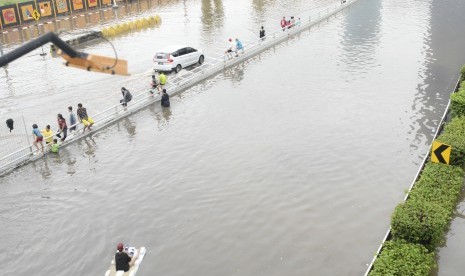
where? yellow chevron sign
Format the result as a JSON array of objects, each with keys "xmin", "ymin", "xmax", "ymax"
[{"xmin": 431, "ymin": 141, "xmax": 451, "ymax": 165}]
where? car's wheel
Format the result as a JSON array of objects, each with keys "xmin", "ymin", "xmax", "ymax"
[
  {"xmin": 198, "ymin": 55, "xmax": 205, "ymax": 65},
  {"xmin": 175, "ymin": 64, "xmax": 182, "ymax": 73}
]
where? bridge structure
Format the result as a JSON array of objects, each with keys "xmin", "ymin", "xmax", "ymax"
[{"xmin": 0, "ymin": 0, "xmax": 360, "ymax": 176}]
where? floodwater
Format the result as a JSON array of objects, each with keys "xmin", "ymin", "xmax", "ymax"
[{"xmin": 1, "ymin": 0, "xmax": 465, "ymax": 275}]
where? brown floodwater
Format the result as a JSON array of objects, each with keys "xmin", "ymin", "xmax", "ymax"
[{"xmin": 1, "ymin": 0, "xmax": 465, "ymax": 275}]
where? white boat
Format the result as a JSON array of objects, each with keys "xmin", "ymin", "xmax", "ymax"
[{"xmin": 105, "ymin": 247, "xmax": 147, "ymax": 276}]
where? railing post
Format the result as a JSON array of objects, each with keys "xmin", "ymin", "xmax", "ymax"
[{"xmin": 22, "ymin": 115, "xmax": 32, "ymax": 154}]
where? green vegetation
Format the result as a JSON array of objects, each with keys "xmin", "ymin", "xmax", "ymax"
[
  {"xmin": 436, "ymin": 116, "xmax": 465, "ymax": 167},
  {"xmin": 392, "ymin": 197, "xmax": 450, "ymax": 250},
  {"xmin": 450, "ymin": 82, "xmax": 465, "ymax": 118},
  {"xmin": 409, "ymin": 163, "xmax": 464, "ymax": 210},
  {"xmin": 369, "ymin": 240, "xmax": 434, "ymax": 276},
  {"xmin": 368, "ymin": 66, "xmax": 465, "ymax": 275}
]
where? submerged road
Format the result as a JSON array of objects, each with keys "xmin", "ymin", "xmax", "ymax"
[{"xmin": 1, "ymin": 0, "xmax": 465, "ymax": 275}]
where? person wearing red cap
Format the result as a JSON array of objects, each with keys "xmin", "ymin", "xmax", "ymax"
[
  {"xmin": 115, "ymin": 242, "xmax": 131, "ymax": 272},
  {"xmin": 224, "ymin": 38, "xmax": 236, "ymax": 60}
]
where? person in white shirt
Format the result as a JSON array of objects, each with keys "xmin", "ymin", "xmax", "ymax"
[{"xmin": 224, "ymin": 38, "xmax": 236, "ymax": 59}]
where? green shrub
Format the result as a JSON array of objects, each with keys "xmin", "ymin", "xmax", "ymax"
[
  {"xmin": 450, "ymin": 85, "xmax": 465, "ymax": 117},
  {"xmin": 408, "ymin": 162, "xmax": 464, "ymax": 210},
  {"xmin": 369, "ymin": 240, "xmax": 434, "ymax": 276},
  {"xmin": 436, "ymin": 116, "xmax": 465, "ymax": 167},
  {"xmin": 391, "ymin": 199, "xmax": 450, "ymax": 250}
]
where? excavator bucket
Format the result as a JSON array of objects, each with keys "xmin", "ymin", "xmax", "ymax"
[{"xmin": 58, "ymin": 50, "xmax": 129, "ymax": 76}]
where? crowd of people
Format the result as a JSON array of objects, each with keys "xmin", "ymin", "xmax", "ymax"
[
  {"xmin": 27, "ymin": 15, "xmax": 314, "ymax": 156},
  {"xmin": 223, "ymin": 16, "xmax": 304, "ymax": 59},
  {"xmin": 31, "ymin": 104, "xmax": 93, "ymax": 154},
  {"xmin": 30, "ymin": 72, "xmax": 171, "ymax": 155},
  {"xmin": 280, "ymin": 16, "xmax": 301, "ymax": 30},
  {"xmin": 224, "ymin": 38, "xmax": 245, "ymax": 59}
]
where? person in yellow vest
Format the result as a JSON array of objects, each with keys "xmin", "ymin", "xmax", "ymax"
[
  {"xmin": 51, "ymin": 139, "xmax": 60, "ymax": 153},
  {"xmin": 159, "ymin": 72, "xmax": 167, "ymax": 90},
  {"xmin": 41, "ymin": 125, "xmax": 54, "ymax": 145}
]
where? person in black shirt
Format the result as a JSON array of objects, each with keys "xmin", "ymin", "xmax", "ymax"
[
  {"xmin": 259, "ymin": 26, "xmax": 265, "ymax": 40},
  {"xmin": 120, "ymin": 87, "xmax": 133, "ymax": 108},
  {"xmin": 115, "ymin": 243, "xmax": 131, "ymax": 272},
  {"xmin": 161, "ymin": 89, "xmax": 170, "ymax": 107}
]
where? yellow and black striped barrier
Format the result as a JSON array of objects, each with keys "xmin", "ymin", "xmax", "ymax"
[
  {"xmin": 100, "ymin": 15, "xmax": 161, "ymax": 37},
  {"xmin": 50, "ymin": 15, "xmax": 161, "ymax": 53}
]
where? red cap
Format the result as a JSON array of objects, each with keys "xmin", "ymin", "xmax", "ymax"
[
  {"xmin": 229, "ymin": 38, "xmax": 232, "ymax": 42},
  {"xmin": 117, "ymin": 243, "xmax": 124, "ymax": 250}
]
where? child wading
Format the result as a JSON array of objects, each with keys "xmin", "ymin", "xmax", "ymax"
[
  {"xmin": 51, "ymin": 139, "xmax": 60, "ymax": 153},
  {"xmin": 32, "ymin": 124, "xmax": 44, "ymax": 153}
]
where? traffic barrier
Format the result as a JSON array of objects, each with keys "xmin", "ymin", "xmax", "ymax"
[
  {"xmin": 100, "ymin": 15, "xmax": 160, "ymax": 37},
  {"xmin": 50, "ymin": 14, "xmax": 160, "ymax": 52}
]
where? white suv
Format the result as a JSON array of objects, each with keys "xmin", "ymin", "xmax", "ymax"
[{"xmin": 153, "ymin": 45, "xmax": 205, "ymax": 73}]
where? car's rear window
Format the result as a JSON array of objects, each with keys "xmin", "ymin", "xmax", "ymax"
[{"xmin": 155, "ymin": 53, "xmax": 169, "ymax": 59}]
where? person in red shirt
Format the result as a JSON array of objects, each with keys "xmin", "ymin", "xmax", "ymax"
[
  {"xmin": 280, "ymin": 16, "xmax": 287, "ymax": 31},
  {"xmin": 56, "ymin": 114, "xmax": 68, "ymax": 142}
]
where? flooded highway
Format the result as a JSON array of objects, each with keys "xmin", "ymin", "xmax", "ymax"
[{"xmin": 1, "ymin": 0, "xmax": 465, "ymax": 275}]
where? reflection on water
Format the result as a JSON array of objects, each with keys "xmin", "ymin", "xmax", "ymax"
[
  {"xmin": 152, "ymin": 105, "xmax": 172, "ymax": 130},
  {"xmin": 2, "ymin": 0, "xmax": 465, "ymax": 275},
  {"xmin": 59, "ymin": 147, "xmax": 77, "ymax": 175},
  {"xmin": 32, "ymin": 156, "xmax": 52, "ymax": 179},
  {"xmin": 223, "ymin": 62, "xmax": 246, "ymax": 84},
  {"xmin": 119, "ymin": 117, "xmax": 137, "ymax": 137},
  {"xmin": 339, "ymin": 0, "xmax": 382, "ymax": 77},
  {"xmin": 81, "ymin": 136, "xmax": 97, "ymax": 157},
  {"xmin": 1, "ymin": 67, "xmax": 14, "ymax": 99},
  {"xmin": 201, "ymin": 0, "xmax": 224, "ymax": 36}
]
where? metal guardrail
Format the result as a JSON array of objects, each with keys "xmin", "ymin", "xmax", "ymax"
[
  {"xmin": 362, "ymin": 77, "xmax": 461, "ymax": 276},
  {"xmin": 0, "ymin": 0, "xmax": 360, "ymax": 176}
]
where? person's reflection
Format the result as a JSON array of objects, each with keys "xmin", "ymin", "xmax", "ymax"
[
  {"xmin": 162, "ymin": 107, "xmax": 172, "ymax": 121},
  {"xmin": 2, "ymin": 66, "xmax": 14, "ymax": 95},
  {"xmin": 83, "ymin": 136, "xmax": 97, "ymax": 157},
  {"xmin": 113, "ymin": 7, "xmax": 119, "ymax": 20},
  {"xmin": 32, "ymin": 157, "xmax": 52, "ymax": 179},
  {"xmin": 183, "ymin": 0, "xmax": 190, "ymax": 24},
  {"xmin": 59, "ymin": 147, "xmax": 77, "ymax": 175},
  {"xmin": 153, "ymin": 107, "xmax": 172, "ymax": 130},
  {"xmin": 122, "ymin": 118, "xmax": 136, "ymax": 137}
]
